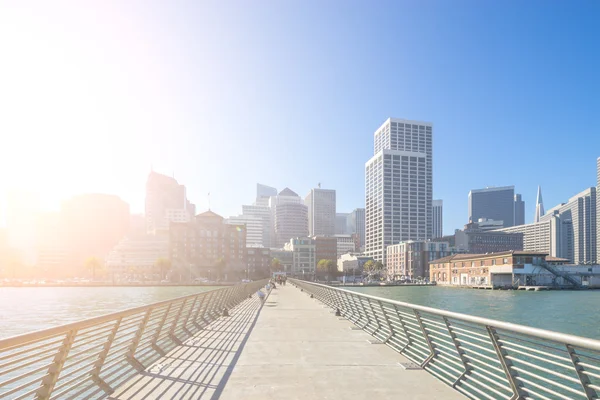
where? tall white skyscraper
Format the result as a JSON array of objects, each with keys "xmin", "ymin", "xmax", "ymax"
[
  {"xmin": 534, "ymin": 186, "xmax": 545, "ymax": 223},
  {"xmin": 432, "ymin": 199, "xmax": 443, "ymax": 238},
  {"xmin": 305, "ymin": 188, "xmax": 336, "ymax": 236},
  {"xmin": 365, "ymin": 118, "xmax": 433, "ymax": 261},
  {"xmin": 270, "ymin": 188, "xmax": 308, "ymax": 247}
]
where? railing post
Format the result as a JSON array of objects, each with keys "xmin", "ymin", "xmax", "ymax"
[
  {"xmin": 442, "ymin": 317, "xmax": 470, "ymax": 388},
  {"xmin": 486, "ymin": 326, "xmax": 524, "ymax": 400},
  {"xmin": 151, "ymin": 303, "xmax": 172, "ymax": 355},
  {"xmin": 378, "ymin": 301, "xmax": 394, "ymax": 343},
  {"xmin": 126, "ymin": 308, "xmax": 152, "ymax": 371},
  {"xmin": 168, "ymin": 299, "xmax": 186, "ymax": 345},
  {"xmin": 566, "ymin": 344, "xmax": 598, "ymax": 400},
  {"xmin": 91, "ymin": 318, "xmax": 122, "ymax": 395},
  {"xmin": 367, "ymin": 298, "xmax": 382, "ymax": 335},
  {"xmin": 393, "ymin": 304, "xmax": 412, "ymax": 352},
  {"xmin": 35, "ymin": 329, "xmax": 77, "ymax": 400},
  {"xmin": 182, "ymin": 296, "xmax": 198, "ymax": 333},
  {"xmin": 414, "ymin": 310, "xmax": 436, "ymax": 367}
]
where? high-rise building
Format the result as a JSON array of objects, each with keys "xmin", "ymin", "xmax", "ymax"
[
  {"xmin": 305, "ymin": 188, "xmax": 336, "ymax": 237},
  {"xmin": 284, "ymin": 237, "xmax": 316, "ymax": 277},
  {"xmin": 387, "ymin": 240, "xmax": 450, "ymax": 280},
  {"xmin": 256, "ymin": 183, "xmax": 277, "ymax": 206},
  {"xmin": 145, "ymin": 171, "xmax": 194, "ymax": 235},
  {"xmin": 432, "ymin": 200, "xmax": 443, "ymax": 238},
  {"xmin": 534, "ymin": 186, "xmax": 545, "ymax": 223},
  {"xmin": 468, "ymin": 186, "xmax": 515, "ymax": 228},
  {"xmin": 597, "ymin": 158, "xmax": 600, "ymax": 266},
  {"xmin": 539, "ymin": 187, "xmax": 596, "ymax": 264},
  {"xmin": 313, "ymin": 236, "xmax": 337, "ymax": 263},
  {"xmin": 271, "ymin": 188, "xmax": 308, "ymax": 247},
  {"xmin": 228, "ymin": 204, "xmax": 272, "ymax": 248},
  {"xmin": 365, "ymin": 118, "xmax": 433, "ymax": 261},
  {"xmin": 335, "ymin": 213, "xmax": 350, "ymax": 234},
  {"xmin": 347, "ymin": 208, "xmax": 365, "ymax": 248},
  {"xmin": 514, "ymin": 194, "xmax": 525, "ymax": 226}
]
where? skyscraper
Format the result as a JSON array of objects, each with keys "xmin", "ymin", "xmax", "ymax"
[
  {"xmin": 468, "ymin": 186, "xmax": 515, "ymax": 228},
  {"xmin": 305, "ymin": 188, "xmax": 336, "ymax": 236},
  {"xmin": 597, "ymin": 158, "xmax": 600, "ymax": 265},
  {"xmin": 335, "ymin": 213, "xmax": 350, "ymax": 234},
  {"xmin": 347, "ymin": 208, "xmax": 365, "ymax": 248},
  {"xmin": 514, "ymin": 194, "xmax": 525, "ymax": 226},
  {"xmin": 256, "ymin": 183, "xmax": 277, "ymax": 206},
  {"xmin": 271, "ymin": 188, "xmax": 308, "ymax": 247},
  {"xmin": 365, "ymin": 118, "xmax": 433, "ymax": 261},
  {"xmin": 145, "ymin": 171, "xmax": 194, "ymax": 235},
  {"xmin": 534, "ymin": 186, "xmax": 545, "ymax": 223},
  {"xmin": 432, "ymin": 200, "xmax": 443, "ymax": 238}
]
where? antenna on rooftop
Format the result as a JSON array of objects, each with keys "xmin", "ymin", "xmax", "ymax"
[{"xmin": 318, "ymin": 182, "xmax": 321, "ymax": 189}]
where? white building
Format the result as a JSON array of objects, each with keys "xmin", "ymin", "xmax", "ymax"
[
  {"xmin": 305, "ymin": 188, "xmax": 336, "ymax": 236},
  {"xmin": 270, "ymin": 188, "xmax": 308, "ymax": 247},
  {"xmin": 432, "ymin": 199, "xmax": 443, "ymax": 238},
  {"xmin": 365, "ymin": 118, "xmax": 433, "ymax": 261},
  {"xmin": 145, "ymin": 171, "xmax": 194, "ymax": 235},
  {"xmin": 284, "ymin": 237, "xmax": 316, "ymax": 277},
  {"xmin": 335, "ymin": 234, "xmax": 356, "ymax": 256},
  {"xmin": 337, "ymin": 253, "xmax": 374, "ymax": 277}
]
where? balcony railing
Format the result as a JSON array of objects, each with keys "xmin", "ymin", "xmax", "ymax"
[
  {"xmin": 291, "ymin": 279, "xmax": 600, "ymax": 400},
  {"xmin": 0, "ymin": 280, "xmax": 267, "ymax": 400}
]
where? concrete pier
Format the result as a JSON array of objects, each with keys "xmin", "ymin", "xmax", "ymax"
[{"xmin": 110, "ymin": 285, "xmax": 464, "ymax": 399}]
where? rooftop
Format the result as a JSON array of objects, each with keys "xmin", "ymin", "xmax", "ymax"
[{"xmin": 429, "ymin": 250, "xmax": 550, "ymax": 264}]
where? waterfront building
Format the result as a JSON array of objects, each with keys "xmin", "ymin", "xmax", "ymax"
[
  {"xmin": 429, "ymin": 251, "xmax": 560, "ymax": 287},
  {"xmin": 335, "ymin": 234, "xmax": 357, "ymax": 256},
  {"xmin": 386, "ymin": 240, "xmax": 450, "ymax": 280},
  {"xmin": 336, "ymin": 213, "xmax": 350, "ymax": 234},
  {"xmin": 468, "ymin": 186, "xmax": 515, "ymax": 228},
  {"xmin": 337, "ymin": 253, "xmax": 374, "ymax": 278},
  {"xmin": 365, "ymin": 118, "xmax": 433, "ymax": 262},
  {"xmin": 347, "ymin": 208, "xmax": 365, "ymax": 248},
  {"xmin": 313, "ymin": 236, "xmax": 337, "ymax": 264},
  {"xmin": 271, "ymin": 188, "xmax": 308, "ymax": 247},
  {"xmin": 432, "ymin": 200, "xmax": 443, "ymax": 238},
  {"xmin": 106, "ymin": 234, "xmax": 169, "ymax": 280},
  {"xmin": 145, "ymin": 171, "xmax": 194, "ymax": 235},
  {"xmin": 170, "ymin": 210, "xmax": 247, "ymax": 281},
  {"xmin": 305, "ymin": 188, "xmax": 336, "ymax": 236},
  {"xmin": 246, "ymin": 247, "xmax": 271, "ymax": 279},
  {"xmin": 514, "ymin": 194, "xmax": 525, "ymax": 226},
  {"xmin": 284, "ymin": 237, "xmax": 316, "ymax": 278},
  {"xmin": 534, "ymin": 186, "xmax": 545, "ymax": 223}
]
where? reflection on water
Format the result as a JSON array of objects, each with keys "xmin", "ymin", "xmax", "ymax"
[
  {"xmin": 349, "ymin": 286, "xmax": 600, "ymax": 340},
  {"xmin": 0, "ymin": 286, "xmax": 218, "ymax": 338}
]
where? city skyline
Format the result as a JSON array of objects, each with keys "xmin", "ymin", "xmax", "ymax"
[{"xmin": 1, "ymin": 1, "xmax": 599, "ymax": 236}]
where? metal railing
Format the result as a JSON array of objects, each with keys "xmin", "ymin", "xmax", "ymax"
[
  {"xmin": 292, "ymin": 279, "xmax": 600, "ymax": 400},
  {"xmin": 0, "ymin": 280, "xmax": 267, "ymax": 400}
]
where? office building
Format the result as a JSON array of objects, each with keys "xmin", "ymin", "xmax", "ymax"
[
  {"xmin": 538, "ymin": 187, "xmax": 596, "ymax": 264},
  {"xmin": 534, "ymin": 186, "xmax": 545, "ymax": 223},
  {"xmin": 597, "ymin": 158, "xmax": 600, "ymax": 266},
  {"xmin": 336, "ymin": 213, "xmax": 350, "ymax": 234},
  {"xmin": 145, "ymin": 171, "xmax": 194, "ymax": 235},
  {"xmin": 432, "ymin": 200, "xmax": 443, "ymax": 238},
  {"xmin": 337, "ymin": 253, "xmax": 374, "ymax": 278},
  {"xmin": 468, "ymin": 186, "xmax": 515, "ymax": 228},
  {"xmin": 270, "ymin": 249, "xmax": 294, "ymax": 274},
  {"xmin": 256, "ymin": 184, "xmax": 277, "ymax": 207},
  {"xmin": 271, "ymin": 188, "xmax": 308, "ymax": 247},
  {"xmin": 106, "ymin": 234, "xmax": 169, "ymax": 280},
  {"xmin": 455, "ymin": 230, "xmax": 523, "ymax": 254},
  {"xmin": 514, "ymin": 194, "xmax": 525, "ymax": 226},
  {"xmin": 347, "ymin": 208, "xmax": 365, "ymax": 248},
  {"xmin": 305, "ymin": 188, "xmax": 336, "ymax": 236},
  {"xmin": 170, "ymin": 210, "xmax": 247, "ymax": 280},
  {"xmin": 365, "ymin": 118, "xmax": 433, "ymax": 261},
  {"xmin": 387, "ymin": 240, "xmax": 450, "ymax": 280},
  {"xmin": 284, "ymin": 237, "xmax": 316, "ymax": 278},
  {"xmin": 313, "ymin": 236, "xmax": 337, "ymax": 263},
  {"xmin": 335, "ymin": 234, "xmax": 357, "ymax": 256}
]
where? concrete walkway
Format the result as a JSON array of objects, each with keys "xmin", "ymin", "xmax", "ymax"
[{"xmin": 111, "ymin": 285, "xmax": 465, "ymax": 400}]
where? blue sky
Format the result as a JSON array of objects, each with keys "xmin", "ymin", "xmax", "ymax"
[{"xmin": 1, "ymin": 0, "xmax": 599, "ymax": 234}]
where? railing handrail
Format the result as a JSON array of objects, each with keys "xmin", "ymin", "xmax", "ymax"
[
  {"xmin": 0, "ymin": 285, "xmax": 224, "ymax": 349},
  {"xmin": 293, "ymin": 279, "xmax": 600, "ymax": 351}
]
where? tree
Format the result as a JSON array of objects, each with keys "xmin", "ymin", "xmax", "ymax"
[
  {"xmin": 325, "ymin": 259, "xmax": 338, "ymax": 280},
  {"xmin": 85, "ymin": 257, "xmax": 102, "ymax": 281},
  {"xmin": 363, "ymin": 260, "xmax": 375, "ymax": 280},
  {"xmin": 155, "ymin": 258, "xmax": 171, "ymax": 280},
  {"xmin": 317, "ymin": 259, "xmax": 337, "ymax": 281},
  {"xmin": 374, "ymin": 261, "xmax": 385, "ymax": 281},
  {"xmin": 271, "ymin": 258, "xmax": 282, "ymax": 273}
]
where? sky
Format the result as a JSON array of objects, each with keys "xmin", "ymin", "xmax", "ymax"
[{"xmin": 0, "ymin": 0, "xmax": 599, "ymax": 235}]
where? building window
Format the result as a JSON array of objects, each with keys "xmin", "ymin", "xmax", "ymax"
[
  {"xmin": 503, "ymin": 258, "xmax": 508, "ymax": 264},
  {"xmin": 492, "ymin": 259, "xmax": 496, "ymax": 266}
]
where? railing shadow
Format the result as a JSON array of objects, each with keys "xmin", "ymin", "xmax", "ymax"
[{"xmin": 109, "ymin": 296, "xmax": 264, "ymax": 400}]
